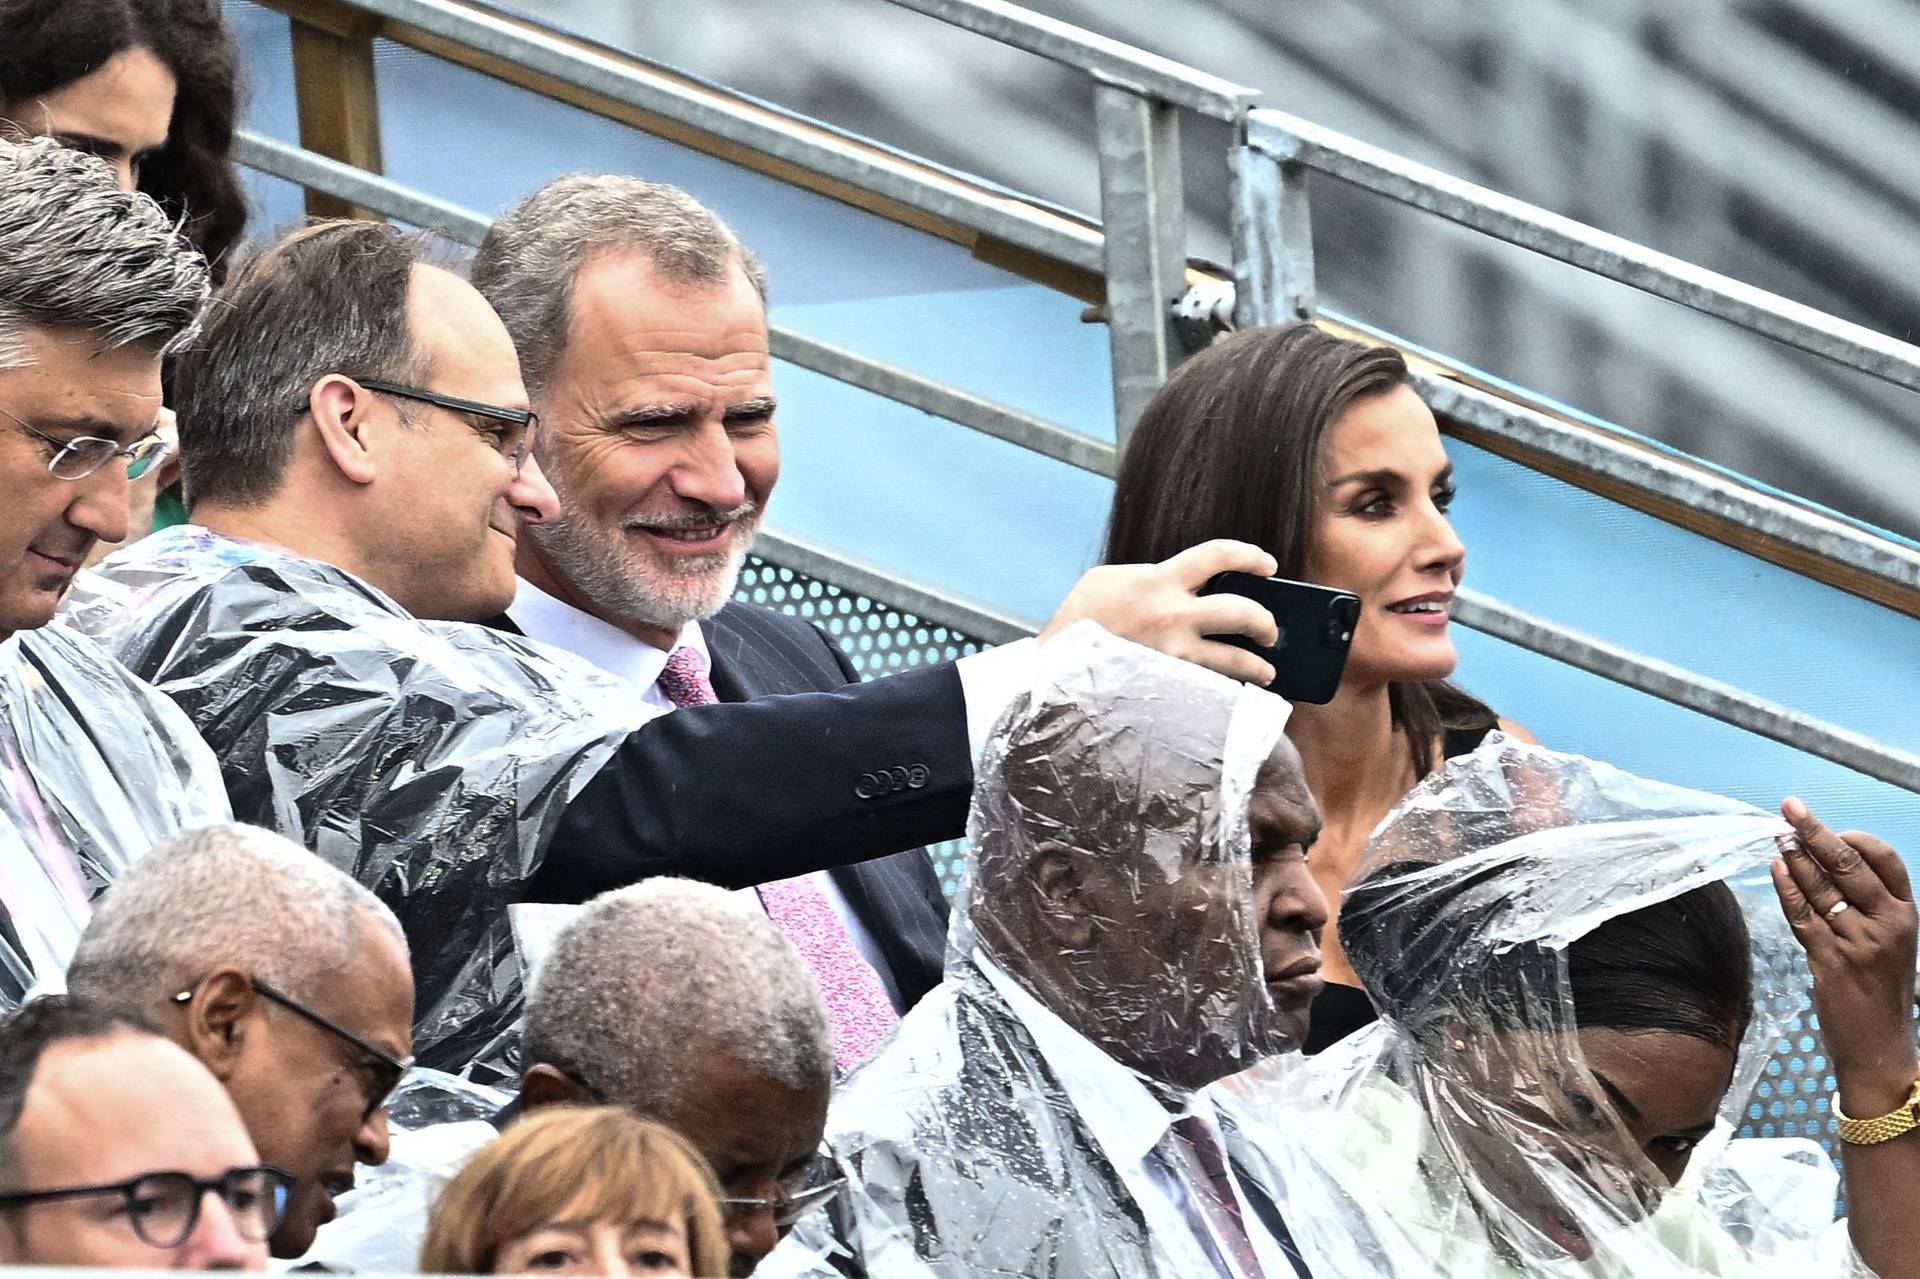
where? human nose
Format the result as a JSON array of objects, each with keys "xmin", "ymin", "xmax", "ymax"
[
  {"xmin": 67, "ymin": 459, "xmax": 132, "ymax": 546},
  {"xmin": 1418, "ymin": 497, "xmax": 1467, "ymax": 579},
  {"xmin": 592, "ymin": 1232, "xmax": 634, "ymax": 1277},
  {"xmin": 177, "ymin": 1188, "xmax": 261, "ymax": 1271},
  {"xmin": 723, "ymin": 1200, "xmax": 778, "ymax": 1270},
  {"xmin": 668, "ymin": 421, "xmax": 748, "ymax": 511},
  {"xmin": 1266, "ymin": 863, "xmax": 1331, "ymax": 935},
  {"xmin": 355, "ymin": 1105, "xmax": 392, "ymax": 1166},
  {"xmin": 509, "ymin": 449, "xmax": 560, "ymax": 525}
]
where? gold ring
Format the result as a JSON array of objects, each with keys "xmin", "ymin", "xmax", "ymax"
[{"xmin": 1826, "ymin": 900, "xmax": 1852, "ymax": 921}]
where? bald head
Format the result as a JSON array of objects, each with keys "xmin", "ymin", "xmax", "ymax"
[{"xmin": 67, "ymin": 822, "xmax": 405, "ymax": 1009}]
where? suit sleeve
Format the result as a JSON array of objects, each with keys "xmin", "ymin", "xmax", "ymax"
[{"xmin": 526, "ymin": 662, "xmax": 973, "ymax": 899}]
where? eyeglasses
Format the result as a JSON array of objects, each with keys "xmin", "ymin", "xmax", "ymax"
[
  {"xmin": 357, "ymin": 378, "xmax": 538, "ymax": 474},
  {"xmin": 0, "ymin": 402, "xmax": 173, "ymax": 480},
  {"xmin": 0, "ymin": 1164, "xmax": 292, "ymax": 1249},
  {"xmin": 715, "ymin": 1149, "xmax": 848, "ymax": 1229},
  {"xmin": 171, "ymin": 978, "xmax": 412, "ymax": 1119},
  {"xmin": 549, "ymin": 1062, "xmax": 845, "ymax": 1230}
]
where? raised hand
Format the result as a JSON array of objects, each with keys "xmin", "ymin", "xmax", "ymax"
[
  {"xmin": 1771, "ymin": 797, "xmax": 1918, "ymax": 1114},
  {"xmin": 1040, "ymin": 540, "xmax": 1281, "ymax": 686}
]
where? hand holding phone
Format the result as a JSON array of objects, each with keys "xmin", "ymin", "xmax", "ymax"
[{"xmin": 1198, "ymin": 572, "xmax": 1359, "ymax": 704}]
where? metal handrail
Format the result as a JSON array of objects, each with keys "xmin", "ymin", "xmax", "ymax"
[
  {"xmin": 291, "ymin": 0, "xmax": 1105, "ymax": 274},
  {"xmin": 874, "ymin": 0, "xmax": 1257, "ymax": 121},
  {"xmin": 1245, "ymin": 107, "xmax": 1920, "ymax": 396}
]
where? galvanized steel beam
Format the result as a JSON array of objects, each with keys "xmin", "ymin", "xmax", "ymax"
[
  {"xmin": 1095, "ymin": 84, "xmax": 1188, "ymax": 447},
  {"xmin": 877, "ymin": 0, "xmax": 1257, "ymax": 122},
  {"xmin": 1246, "ymin": 108, "xmax": 1920, "ymax": 395},
  {"xmin": 306, "ymin": 0, "xmax": 1106, "ymax": 276}
]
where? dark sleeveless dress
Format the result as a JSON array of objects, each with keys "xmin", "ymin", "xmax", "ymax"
[{"xmin": 1301, "ymin": 720, "xmax": 1498, "ymax": 1055}]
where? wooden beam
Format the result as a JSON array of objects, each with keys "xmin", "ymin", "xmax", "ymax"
[{"xmin": 290, "ymin": 15, "xmax": 384, "ymax": 222}]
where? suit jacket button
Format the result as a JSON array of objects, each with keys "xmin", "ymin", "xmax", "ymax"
[
  {"xmin": 855, "ymin": 773, "xmax": 877, "ymax": 800},
  {"xmin": 906, "ymin": 764, "xmax": 929, "ymax": 789},
  {"xmin": 888, "ymin": 766, "xmax": 911, "ymax": 792}
]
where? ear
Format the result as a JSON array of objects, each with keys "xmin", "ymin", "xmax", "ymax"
[
  {"xmin": 1028, "ymin": 841, "xmax": 1099, "ymax": 949},
  {"xmin": 176, "ymin": 967, "xmax": 260, "ymax": 1082},
  {"xmin": 518, "ymin": 1062, "xmax": 590, "ymax": 1113},
  {"xmin": 308, "ymin": 375, "xmax": 381, "ymax": 487}
]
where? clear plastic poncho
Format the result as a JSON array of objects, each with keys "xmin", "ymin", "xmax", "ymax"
[
  {"xmin": 1218, "ymin": 739, "xmax": 1866, "ymax": 1278},
  {"xmin": 767, "ymin": 621, "xmax": 1301, "ymax": 1278},
  {"xmin": 60, "ymin": 526, "xmax": 641, "ymax": 1072},
  {"xmin": 0, "ymin": 624, "xmax": 230, "ymax": 1000}
]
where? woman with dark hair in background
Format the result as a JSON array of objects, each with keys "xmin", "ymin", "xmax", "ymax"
[
  {"xmin": 1, "ymin": 0, "xmax": 248, "ymax": 547},
  {"xmin": 0, "ymin": 0, "xmax": 247, "ymax": 276},
  {"xmin": 1104, "ymin": 322, "xmax": 1532, "ymax": 1052}
]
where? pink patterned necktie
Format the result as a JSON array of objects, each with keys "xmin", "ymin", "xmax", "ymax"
[{"xmin": 655, "ymin": 646, "xmax": 900, "ymax": 1071}]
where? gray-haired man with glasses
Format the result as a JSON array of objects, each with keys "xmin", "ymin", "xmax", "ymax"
[
  {"xmin": 311, "ymin": 877, "xmax": 837, "ymax": 1278},
  {"xmin": 0, "ymin": 133, "xmax": 231, "ymax": 1002},
  {"xmin": 0, "ymin": 995, "xmax": 278, "ymax": 1270},
  {"xmin": 67, "ymin": 823, "xmax": 415, "ymax": 1261}
]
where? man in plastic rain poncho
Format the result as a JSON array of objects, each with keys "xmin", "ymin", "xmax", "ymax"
[
  {"xmin": 764, "ymin": 622, "xmax": 1330, "ymax": 1278},
  {"xmin": 1219, "ymin": 738, "xmax": 1920, "ymax": 1279},
  {"xmin": 61, "ymin": 214, "xmax": 1299, "ymax": 1075},
  {"xmin": 0, "ymin": 135, "xmax": 229, "ymax": 1002}
]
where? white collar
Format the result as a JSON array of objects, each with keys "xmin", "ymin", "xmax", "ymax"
[
  {"xmin": 505, "ymin": 578, "xmax": 707, "ymax": 696},
  {"xmin": 975, "ymin": 950, "xmax": 1214, "ymax": 1172}
]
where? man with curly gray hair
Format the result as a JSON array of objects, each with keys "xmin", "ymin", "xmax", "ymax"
[
  {"xmin": 0, "ymin": 133, "xmax": 227, "ymax": 1004},
  {"xmin": 308, "ymin": 878, "xmax": 834, "ymax": 1278}
]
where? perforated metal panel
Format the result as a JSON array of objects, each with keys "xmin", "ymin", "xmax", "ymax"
[{"xmin": 736, "ymin": 555, "xmax": 984, "ymax": 895}]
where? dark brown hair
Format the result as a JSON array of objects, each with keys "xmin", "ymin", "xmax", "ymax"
[
  {"xmin": 1103, "ymin": 323, "xmax": 1494, "ymax": 776},
  {"xmin": 0, "ymin": 0, "xmax": 247, "ymax": 278}
]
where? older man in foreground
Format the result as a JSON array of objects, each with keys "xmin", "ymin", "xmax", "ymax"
[
  {"xmin": 311, "ymin": 876, "xmax": 834, "ymax": 1277},
  {"xmin": 66, "ymin": 823, "xmax": 414, "ymax": 1259},
  {"xmin": 767, "ymin": 623, "xmax": 1330, "ymax": 1278}
]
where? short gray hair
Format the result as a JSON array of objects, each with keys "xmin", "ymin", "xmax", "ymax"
[
  {"xmin": 172, "ymin": 220, "xmax": 435, "ymax": 510},
  {"xmin": 471, "ymin": 175, "xmax": 767, "ymax": 397},
  {"xmin": 0, "ymin": 134, "xmax": 209, "ymax": 370},
  {"xmin": 66, "ymin": 823, "xmax": 407, "ymax": 1008},
  {"xmin": 523, "ymin": 879, "xmax": 830, "ymax": 1109}
]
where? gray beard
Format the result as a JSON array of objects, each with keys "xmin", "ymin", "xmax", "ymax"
[{"xmin": 527, "ymin": 509, "xmax": 759, "ymax": 636}]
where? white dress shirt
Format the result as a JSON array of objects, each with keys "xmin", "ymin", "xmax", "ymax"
[
  {"xmin": 978, "ymin": 952, "xmax": 1294, "ymax": 1279},
  {"xmin": 507, "ymin": 578, "xmax": 1035, "ymax": 1004}
]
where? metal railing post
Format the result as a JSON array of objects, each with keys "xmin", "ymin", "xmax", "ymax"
[
  {"xmin": 1094, "ymin": 82, "xmax": 1187, "ymax": 448},
  {"xmin": 1229, "ymin": 144, "xmax": 1314, "ymax": 328}
]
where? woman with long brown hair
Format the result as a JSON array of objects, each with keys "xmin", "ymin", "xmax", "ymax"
[{"xmin": 1105, "ymin": 323, "xmax": 1533, "ymax": 1051}]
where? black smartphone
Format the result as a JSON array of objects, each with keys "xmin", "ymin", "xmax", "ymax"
[{"xmin": 1198, "ymin": 572, "xmax": 1360, "ymax": 704}]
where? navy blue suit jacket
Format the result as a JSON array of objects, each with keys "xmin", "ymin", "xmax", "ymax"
[{"xmin": 506, "ymin": 602, "xmax": 963, "ymax": 1011}]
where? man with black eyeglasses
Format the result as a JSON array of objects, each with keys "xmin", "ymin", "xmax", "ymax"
[
  {"xmin": 0, "ymin": 134, "xmax": 232, "ymax": 1002},
  {"xmin": 0, "ymin": 995, "xmax": 278, "ymax": 1270},
  {"xmin": 66, "ymin": 823, "xmax": 414, "ymax": 1260}
]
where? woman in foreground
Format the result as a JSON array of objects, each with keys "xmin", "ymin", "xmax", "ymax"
[
  {"xmin": 420, "ymin": 1106, "xmax": 731, "ymax": 1278},
  {"xmin": 1225, "ymin": 741, "xmax": 1918, "ymax": 1278}
]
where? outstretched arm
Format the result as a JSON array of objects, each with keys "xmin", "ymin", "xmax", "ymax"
[{"xmin": 1772, "ymin": 798, "xmax": 1920, "ymax": 1279}]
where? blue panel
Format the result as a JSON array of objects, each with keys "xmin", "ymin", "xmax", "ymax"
[
  {"xmin": 224, "ymin": 2, "xmax": 304, "ymax": 239},
  {"xmin": 1448, "ymin": 440, "xmax": 1920, "ymax": 755},
  {"xmin": 365, "ymin": 41, "xmax": 1114, "ymax": 435}
]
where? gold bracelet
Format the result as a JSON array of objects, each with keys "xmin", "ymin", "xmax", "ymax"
[{"xmin": 1834, "ymin": 1077, "xmax": 1920, "ymax": 1146}]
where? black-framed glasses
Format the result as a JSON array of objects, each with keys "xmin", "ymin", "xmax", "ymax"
[
  {"xmin": 0, "ymin": 402, "xmax": 173, "ymax": 480},
  {"xmin": 357, "ymin": 378, "xmax": 538, "ymax": 474},
  {"xmin": 0, "ymin": 1164, "xmax": 292, "ymax": 1249},
  {"xmin": 172, "ymin": 978, "xmax": 412, "ymax": 1118},
  {"xmin": 715, "ymin": 1148, "xmax": 847, "ymax": 1229}
]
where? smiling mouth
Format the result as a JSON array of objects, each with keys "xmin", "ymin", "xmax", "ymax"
[{"xmin": 1385, "ymin": 593, "xmax": 1452, "ymax": 616}]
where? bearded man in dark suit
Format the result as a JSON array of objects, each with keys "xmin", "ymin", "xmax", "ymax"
[{"xmin": 470, "ymin": 176, "xmax": 1284, "ymax": 1063}]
